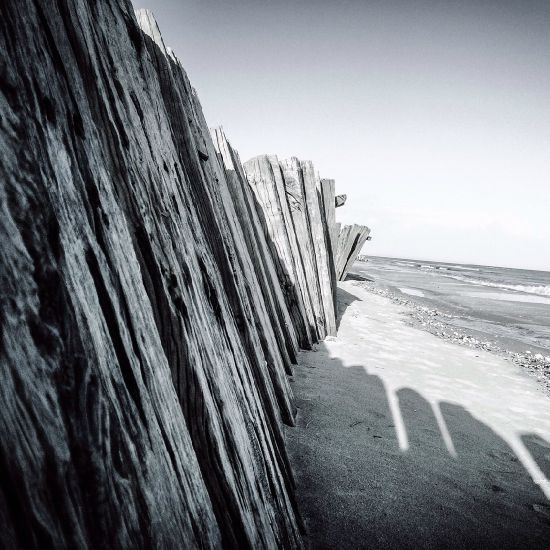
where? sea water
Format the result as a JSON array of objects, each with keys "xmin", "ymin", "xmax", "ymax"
[{"xmin": 352, "ymin": 256, "xmax": 550, "ymax": 356}]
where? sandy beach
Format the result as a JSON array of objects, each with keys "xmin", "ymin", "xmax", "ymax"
[{"xmin": 286, "ymin": 282, "xmax": 550, "ymax": 548}]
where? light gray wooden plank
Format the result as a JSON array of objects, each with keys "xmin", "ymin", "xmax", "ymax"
[
  {"xmin": 244, "ymin": 156, "xmax": 316, "ymax": 349},
  {"xmin": 299, "ymin": 161, "xmax": 337, "ymax": 336}
]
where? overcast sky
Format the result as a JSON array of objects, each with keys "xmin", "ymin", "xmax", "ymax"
[{"xmin": 134, "ymin": 0, "xmax": 550, "ymax": 270}]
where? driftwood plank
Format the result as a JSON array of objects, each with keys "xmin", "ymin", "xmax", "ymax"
[
  {"xmin": 341, "ymin": 226, "xmax": 371, "ymax": 281},
  {"xmin": 335, "ymin": 224, "xmax": 353, "ymax": 280},
  {"xmin": 245, "ymin": 156, "xmax": 340, "ymax": 341}
]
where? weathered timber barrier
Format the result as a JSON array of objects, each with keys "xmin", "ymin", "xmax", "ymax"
[
  {"xmin": 1, "ymin": 4, "xmax": 301, "ymax": 547},
  {"xmin": 319, "ymin": 179, "xmax": 338, "ymax": 310},
  {"xmin": 243, "ymin": 156, "xmax": 339, "ymax": 341},
  {"xmin": 0, "ymin": 2, "xmax": 369, "ymax": 548},
  {"xmin": 211, "ymin": 127, "xmax": 300, "ymax": 366},
  {"xmin": 335, "ymin": 224, "xmax": 372, "ymax": 281}
]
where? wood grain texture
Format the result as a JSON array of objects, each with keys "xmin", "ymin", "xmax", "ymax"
[
  {"xmin": 319, "ymin": 179, "xmax": 338, "ymax": 313},
  {"xmin": 243, "ymin": 156, "xmax": 316, "ymax": 349},
  {"xmin": 340, "ymin": 226, "xmax": 371, "ymax": 281},
  {"xmin": 335, "ymin": 224, "xmax": 372, "ymax": 281},
  {"xmin": 280, "ymin": 158, "xmax": 326, "ymax": 337},
  {"xmin": 243, "ymin": 156, "xmax": 339, "ymax": 340},
  {"xmin": 211, "ymin": 127, "xmax": 300, "ymax": 365},
  {"xmin": 299, "ymin": 161, "xmax": 336, "ymax": 336},
  {"xmin": 0, "ymin": 3, "xmax": 302, "ymax": 548}
]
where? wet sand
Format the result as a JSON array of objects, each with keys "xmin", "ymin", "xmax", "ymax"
[{"xmin": 286, "ymin": 282, "xmax": 550, "ymax": 548}]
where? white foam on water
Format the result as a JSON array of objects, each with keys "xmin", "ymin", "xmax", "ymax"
[
  {"xmin": 447, "ymin": 265, "xmax": 481, "ymax": 272},
  {"xmin": 442, "ymin": 273, "xmax": 550, "ymax": 297},
  {"xmin": 465, "ymin": 291, "xmax": 550, "ymax": 305}
]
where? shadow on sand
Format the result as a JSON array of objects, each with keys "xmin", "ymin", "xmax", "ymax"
[
  {"xmin": 335, "ymin": 286, "xmax": 361, "ymax": 331},
  {"xmin": 344, "ymin": 271, "xmax": 374, "ymax": 283},
  {"xmin": 286, "ymin": 294, "xmax": 550, "ymax": 549}
]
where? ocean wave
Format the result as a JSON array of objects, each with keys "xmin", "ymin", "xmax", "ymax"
[
  {"xmin": 416, "ymin": 263, "xmax": 481, "ymax": 273},
  {"xmin": 442, "ymin": 273, "xmax": 550, "ymax": 296},
  {"xmin": 446, "ymin": 265, "xmax": 480, "ymax": 272}
]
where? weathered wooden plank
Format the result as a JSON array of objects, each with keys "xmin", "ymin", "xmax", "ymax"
[
  {"xmin": 299, "ymin": 161, "xmax": 337, "ymax": 336},
  {"xmin": 336, "ymin": 224, "xmax": 371, "ymax": 281},
  {"xmin": 137, "ymin": 11, "xmax": 302, "ymax": 543},
  {"xmin": 335, "ymin": 224, "xmax": 353, "ymax": 280},
  {"xmin": 341, "ymin": 225, "xmax": 371, "ymax": 281},
  {"xmin": 335, "ymin": 222, "xmax": 342, "ymax": 242},
  {"xmin": 319, "ymin": 179, "xmax": 337, "ymax": 258},
  {"xmin": 319, "ymin": 178, "xmax": 338, "ymax": 313},
  {"xmin": 280, "ymin": 158, "xmax": 326, "ymax": 337},
  {"xmin": 244, "ymin": 156, "xmax": 316, "ymax": 349},
  {"xmin": 245, "ymin": 156, "xmax": 339, "ymax": 341},
  {"xmin": 0, "ymin": 3, "xmax": 303, "ymax": 548},
  {"xmin": 211, "ymin": 127, "xmax": 300, "ymax": 365}
]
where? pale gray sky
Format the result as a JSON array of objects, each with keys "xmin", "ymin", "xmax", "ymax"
[{"xmin": 134, "ymin": 0, "xmax": 550, "ymax": 270}]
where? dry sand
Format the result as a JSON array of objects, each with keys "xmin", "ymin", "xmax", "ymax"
[{"xmin": 286, "ymin": 281, "xmax": 550, "ymax": 549}]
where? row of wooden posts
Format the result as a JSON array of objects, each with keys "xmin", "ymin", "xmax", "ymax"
[
  {"xmin": 0, "ymin": 4, "xmax": 371, "ymax": 547},
  {"xmin": 213, "ymin": 129, "xmax": 371, "ymax": 348}
]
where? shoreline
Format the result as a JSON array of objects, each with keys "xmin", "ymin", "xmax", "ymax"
[
  {"xmin": 350, "ymin": 279, "xmax": 550, "ymax": 394},
  {"xmin": 287, "ymin": 282, "xmax": 550, "ymax": 548}
]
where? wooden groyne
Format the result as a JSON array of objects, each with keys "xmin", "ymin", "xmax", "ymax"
[
  {"xmin": 243, "ymin": 156, "xmax": 338, "ymax": 342},
  {"xmin": 335, "ymin": 224, "xmax": 372, "ymax": 281},
  {"xmin": 0, "ymin": 3, "xmax": 370, "ymax": 547}
]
